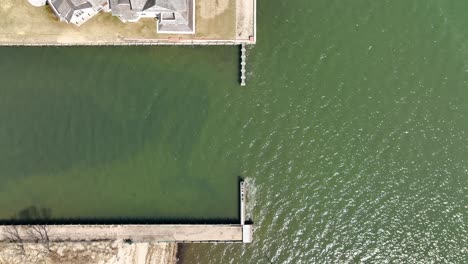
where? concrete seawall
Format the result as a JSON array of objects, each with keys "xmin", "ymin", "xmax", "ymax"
[
  {"xmin": 0, "ymin": 181, "xmax": 253, "ymax": 244},
  {"xmin": 0, "ymin": 39, "xmax": 255, "ymax": 46},
  {"xmin": 0, "ymin": 224, "xmax": 243, "ymax": 243}
]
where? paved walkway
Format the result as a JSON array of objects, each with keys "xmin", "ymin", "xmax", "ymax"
[{"xmin": 0, "ymin": 225, "xmax": 243, "ymax": 243}]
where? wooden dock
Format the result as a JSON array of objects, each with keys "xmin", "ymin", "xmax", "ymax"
[{"xmin": 241, "ymin": 44, "xmax": 247, "ymax": 86}]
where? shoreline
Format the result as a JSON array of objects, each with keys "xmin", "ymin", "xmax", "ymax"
[
  {"xmin": 0, "ymin": 241, "xmax": 178, "ymax": 264},
  {"xmin": 0, "ymin": 224, "xmax": 245, "ymax": 243}
]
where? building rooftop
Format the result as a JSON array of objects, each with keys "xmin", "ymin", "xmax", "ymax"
[
  {"xmin": 48, "ymin": 0, "xmax": 108, "ymax": 25},
  {"xmin": 47, "ymin": 0, "xmax": 194, "ymax": 33},
  {"xmin": 49, "ymin": 0, "xmax": 92, "ymax": 22},
  {"xmin": 109, "ymin": 0, "xmax": 194, "ymax": 33}
]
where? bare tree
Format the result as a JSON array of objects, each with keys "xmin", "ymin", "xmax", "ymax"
[
  {"xmin": 26, "ymin": 225, "xmax": 51, "ymax": 252},
  {"xmin": 3, "ymin": 226, "xmax": 25, "ymax": 254}
]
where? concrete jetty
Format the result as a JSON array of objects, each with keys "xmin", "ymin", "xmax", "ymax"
[
  {"xmin": 0, "ymin": 181, "xmax": 253, "ymax": 244},
  {"xmin": 240, "ymin": 180, "xmax": 253, "ymax": 243},
  {"xmin": 0, "ymin": 225, "xmax": 243, "ymax": 243},
  {"xmin": 241, "ymin": 44, "xmax": 247, "ymax": 86},
  {"xmin": 240, "ymin": 180, "xmax": 246, "ymax": 224}
]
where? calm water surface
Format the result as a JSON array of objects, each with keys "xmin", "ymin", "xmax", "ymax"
[{"xmin": 1, "ymin": 0, "xmax": 467, "ymax": 262}]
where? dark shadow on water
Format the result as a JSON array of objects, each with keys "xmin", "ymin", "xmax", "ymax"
[
  {"xmin": 0, "ymin": 218, "xmax": 239, "ymax": 225},
  {"xmin": 16, "ymin": 206, "xmax": 52, "ymax": 220},
  {"xmin": 176, "ymin": 244, "xmax": 188, "ymax": 263},
  {"xmin": 0, "ymin": 205, "xmax": 238, "ymax": 225},
  {"xmin": 238, "ymin": 45, "xmax": 243, "ymax": 85},
  {"xmin": 237, "ymin": 175, "xmax": 244, "ymax": 223}
]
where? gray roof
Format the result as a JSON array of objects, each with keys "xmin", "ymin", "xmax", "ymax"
[
  {"xmin": 48, "ymin": 0, "xmax": 194, "ymax": 33},
  {"xmin": 111, "ymin": 0, "xmax": 179, "ymax": 11},
  {"xmin": 110, "ymin": 0, "xmax": 187, "ymax": 18},
  {"xmin": 48, "ymin": 0, "xmax": 107, "ymax": 22},
  {"xmin": 49, "ymin": 0, "xmax": 92, "ymax": 22}
]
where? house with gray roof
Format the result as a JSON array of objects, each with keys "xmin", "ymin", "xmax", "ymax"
[
  {"xmin": 47, "ymin": 0, "xmax": 195, "ymax": 34},
  {"xmin": 47, "ymin": 0, "xmax": 109, "ymax": 26},
  {"xmin": 109, "ymin": 0, "xmax": 194, "ymax": 34}
]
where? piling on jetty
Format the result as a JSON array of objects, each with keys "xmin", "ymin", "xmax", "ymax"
[
  {"xmin": 240, "ymin": 180, "xmax": 253, "ymax": 243},
  {"xmin": 240, "ymin": 180, "xmax": 246, "ymax": 224},
  {"xmin": 0, "ymin": 225, "xmax": 243, "ymax": 243},
  {"xmin": 240, "ymin": 44, "xmax": 247, "ymax": 86},
  {"xmin": 0, "ymin": 181, "xmax": 253, "ymax": 244}
]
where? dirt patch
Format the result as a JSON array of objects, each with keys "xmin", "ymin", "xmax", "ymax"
[
  {"xmin": 200, "ymin": 0, "xmax": 230, "ymax": 19},
  {"xmin": 1, "ymin": 2, "xmax": 13, "ymax": 11},
  {"xmin": 0, "ymin": 241, "xmax": 177, "ymax": 264},
  {"xmin": 236, "ymin": 0, "xmax": 255, "ymax": 39}
]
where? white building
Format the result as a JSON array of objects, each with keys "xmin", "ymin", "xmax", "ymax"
[
  {"xmin": 47, "ymin": 0, "xmax": 195, "ymax": 34},
  {"xmin": 48, "ymin": 0, "xmax": 109, "ymax": 26},
  {"xmin": 109, "ymin": 0, "xmax": 195, "ymax": 34}
]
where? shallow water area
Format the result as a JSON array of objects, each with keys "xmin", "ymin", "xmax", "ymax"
[{"xmin": 0, "ymin": 46, "xmax": 241, "ymax": 222}]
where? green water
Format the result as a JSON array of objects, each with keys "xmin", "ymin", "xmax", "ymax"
[
  {"xmin": 0, "ymin": 47, "xmax": 241, "ymax": 220},
  {"xmin": 1, "ymin": 0, "xmax": 468, "ymax": 262}
]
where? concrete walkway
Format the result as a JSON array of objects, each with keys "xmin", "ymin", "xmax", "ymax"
[{"xmin": 0, "ymin": 225, "xmax": 243, "ymax": 243}]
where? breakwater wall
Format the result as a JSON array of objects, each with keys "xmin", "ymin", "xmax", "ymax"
[
  {"xmin": 0, "ymin": 39, "xmax": 255, "ymax": 47},
  {"xmin": 0, "ymin": 224, "xmax": 244, "ymax": 243},
  {"xmin": 0, "ymin": 182, "xmax": 253, "ymax": 244}
]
